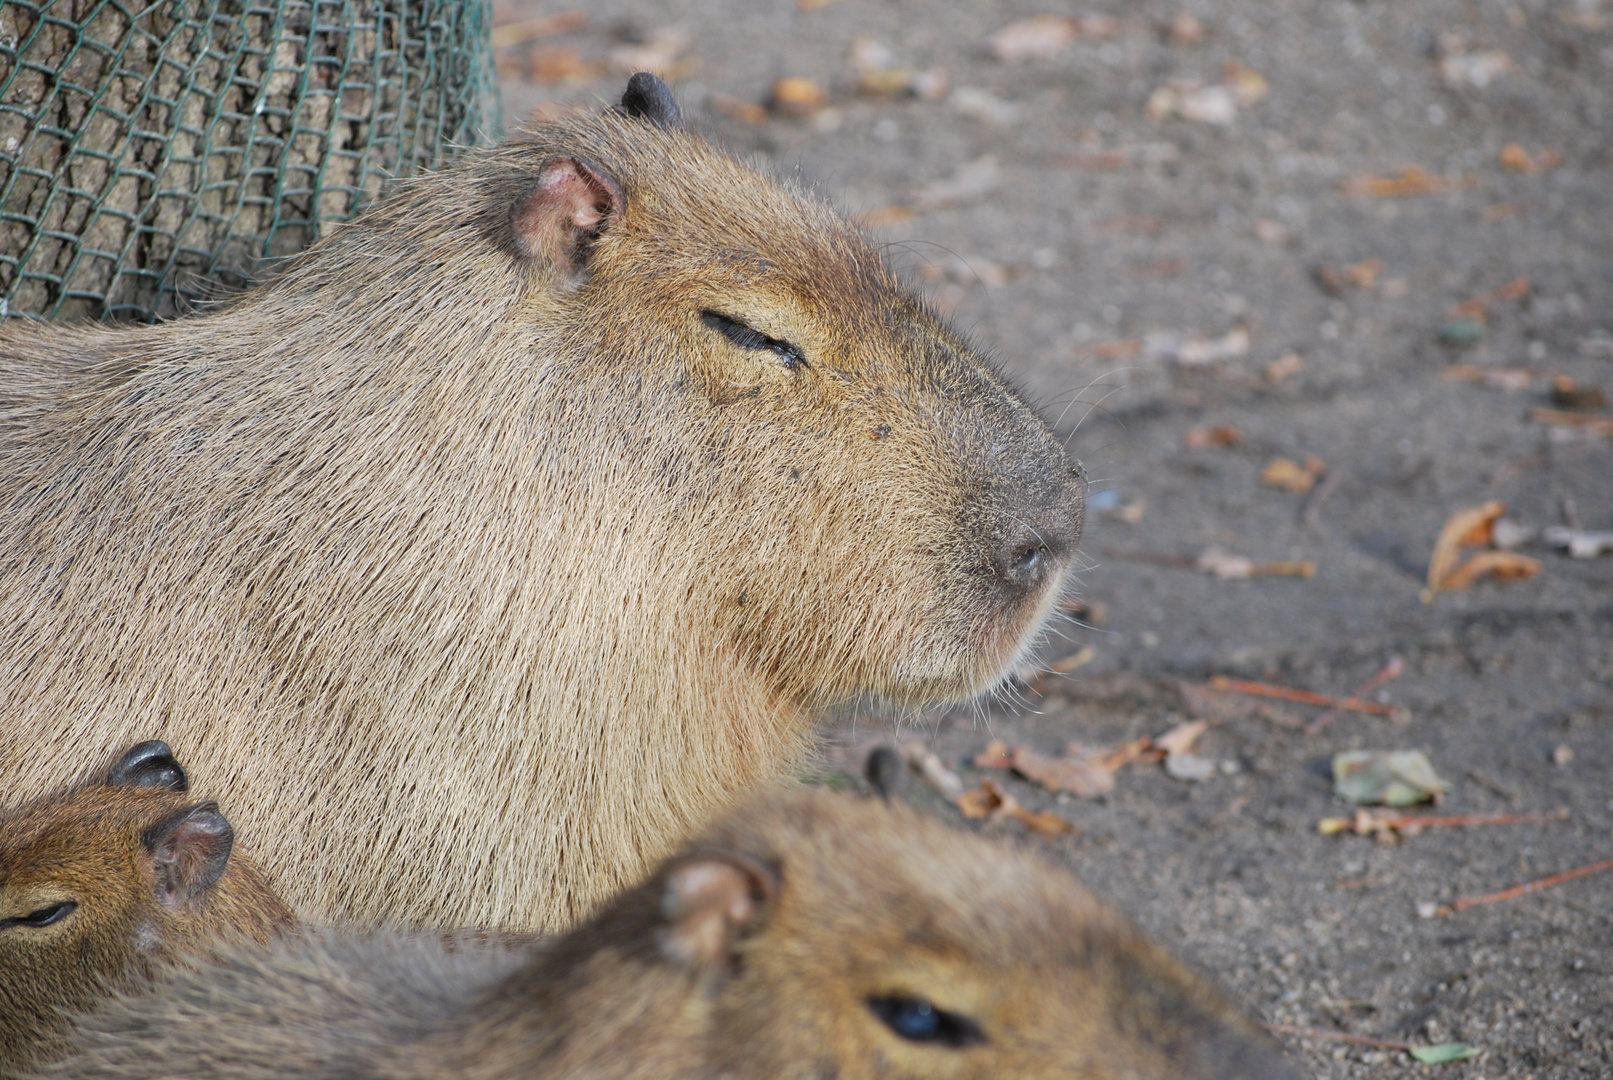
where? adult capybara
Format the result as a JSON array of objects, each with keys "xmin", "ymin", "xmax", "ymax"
[
  {"xmin": 0, "ymin": 74, "xmax": 1085, "ymax": 932},
  {"xmin": 0, "ymin": 742, "xmax": 293, "ymax": 1076},
  {"xmin": 45, "ymin": 788, "xmax": 1298, "ymax": 1080}
]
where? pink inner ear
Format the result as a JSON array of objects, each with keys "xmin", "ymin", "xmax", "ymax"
[
  {"xmin": 511, "ymin": 157, "xmax": 624, "ymax": 266},
  {"xmin": 148, "ymin": 804, "xmax": 233, "ymax": 910}
]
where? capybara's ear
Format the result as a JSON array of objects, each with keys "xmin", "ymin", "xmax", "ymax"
[
  {"xmin": 107, "ymin": 740, "xmax": 189, "ymax": 793},
  {"xmin": 510, "ymin": 157, "xmax": 624, "ymax": 283},
  {"xmin": 618, "ymin": 72, "xmax": 682, "ymax": 128},
  {"xmin": 657, "ymin": 848, "xmax": 779, "ymax": 971},
  {"xmin": 863, "ymin": 744, "xmax": 907, "ymax": 803},
  {"xmin": 143, "ymin": 802, "xmax": 233, "ymax": 912}
]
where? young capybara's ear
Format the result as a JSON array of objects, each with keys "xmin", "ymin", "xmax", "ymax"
[
  {"xmin": 657, "ymin": 848, "xmax": 779, "ymax": 972},
  {"xmin": 510, "ymin": 157, "xmax": 624, "ymax": 283},
  {"xmin": 107, "ymin": 740, "xmax": 189, "ymax": 792},
  {"xmin": 142, "ymin": 802, "xmax": 233, "ymax": 913},
  {"xmin": 618, "ymin": 71, "xmax": 682, "ymax": 128},
  {"xmin": 863, "ymin": 745, "xmax": 907, "ymax": 803}
]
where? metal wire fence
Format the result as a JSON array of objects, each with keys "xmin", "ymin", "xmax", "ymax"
[{"xmin": 0, "ymin": 0, "xmax": 496, "ymax": 322}]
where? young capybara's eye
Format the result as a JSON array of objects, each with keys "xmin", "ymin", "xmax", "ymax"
[
  {"xmin": 699, "ymin": 310, "xmax": 809, "ymax": 370},
  {"xmin": 866, "ymin": 995, "xmax": 986, "ymax": 1048},
  {"xmin": 0, "ymin": 900, "xmax": 78, "ymax": 930}
]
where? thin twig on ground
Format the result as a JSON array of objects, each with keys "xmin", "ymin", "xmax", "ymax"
[
  {"xmin": 1208, "ymin": 675, "xmax": 1403, "ymax": 718},
  {"xmin": 1267, "ymin": 1024, "xmax": 1411, "ymax": 1051},
  {"xmin": 1300, "ymin": 468, "xmax": 1341, "ymax": 528},
  {"xmin": 1307, "ymin": 656, "xmax": 1404, "ymax": 733},
  {"xmin": 1445, "ymin": 856, "xmax": 1613, "ymax": 914},
  {"xmin": 1319, "ymin": 806, "xmax": 1568, "ymax": 837}
]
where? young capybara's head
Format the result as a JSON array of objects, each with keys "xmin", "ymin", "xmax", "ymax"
[
  {"xmin": 0, "ymin": 741, "xmax": 293, "ymax": 1072},
  {"xmin": 285, "ymin": 73, "xmax": 1084, "ymax": 712},
  {"xmin": 503, "ymin": 788, "xmax": 1301, "ymax": 1080}
]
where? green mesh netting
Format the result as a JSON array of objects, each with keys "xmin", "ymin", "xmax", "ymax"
[{"xmin": 0, "ymin": 0, "xmax": 496, "ymax": 323}]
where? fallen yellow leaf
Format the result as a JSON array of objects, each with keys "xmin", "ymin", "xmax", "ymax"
[{"xmin": 1423, "ymin": 500, "xmax": 1505, "ymax": 600}]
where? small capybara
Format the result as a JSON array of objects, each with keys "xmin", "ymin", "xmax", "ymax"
[
  {"xmin": 0, "ymin": 74, "xmax": 1085, "ymax": 932},
  {"xmin": 0, "ymin": 742, "xmax": 293, "ymax": 1076},
  {"xmin": 44, "ymin": 788, "xmax": 1299, "ymax": 1080}
]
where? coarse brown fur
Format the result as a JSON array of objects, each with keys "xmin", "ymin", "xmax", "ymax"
[
  {"xmin": 43, "ymin": 789, "xmax": 1299, "ymax": 1080},
  {"xmin": 0, "ymin": 79, "xmax": 1084, "ymax": 932},
  {"xmin": 0, "ymin": 746, "xmax": 294, "ymax": 1077}
]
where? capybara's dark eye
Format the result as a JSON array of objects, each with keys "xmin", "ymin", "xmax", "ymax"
[
  {"xmin": 867, "ymin": 995, "xmax": 985, "ymax": 1048},
  {"xmin": 700, "ymin": 310, "xmax": 808, "ymax": 370},
  {"xmin": 1, "ymin": 900, "xmax": 79, "ymax": 930}
]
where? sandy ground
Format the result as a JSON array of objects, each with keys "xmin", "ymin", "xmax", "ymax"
[{"xmin": 492, "ymin": 2, "xmax": 1611, "ymax": 1075}]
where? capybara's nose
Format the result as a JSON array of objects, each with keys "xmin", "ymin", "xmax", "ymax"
[{"xmin": 986, "ymin": 465, "xmax": 1085, "ymax": 595}]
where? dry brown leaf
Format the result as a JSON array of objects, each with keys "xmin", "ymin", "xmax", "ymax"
[
  {"xmin": 1452, "ymin": 277, "xmax": 1531, "ymax": 321},
  {"xmin": 527, "ymin": 46, "xmax": 604, "ymax": 85},
  {"xmin": 1530, "ymin": 408, "xmax": 1613, "ymax": 435},
  {"xmin": 1224, "ymin": 61, "xmax": 1268, "ymax": 104},
  {"xmin": 1482, "ymin": 201, "xmax": 1523, "ymax": 223},
  {"xmin": 1439, "ymin": 50, "xmax": 1513, "ymax": 87},
  {"xmin": 491, "ymin": 10, "xmax": 589, "ymax": 49},
  {"xmin": 1195, "ymin": 547, "xmax": 1256, "ymax": 580},
  {"xmin": 1015, "ymin": 805, "xmax": 1078, "ymax": 838},
  {"xmin": 1012, "ymin": 745, "xmax": 1115, "ymax": 798},
  {"xmin": 1338, "ymin": 166, "xmax": 1473, "ymax": 198},
  {"xmin": 1437, "ymin": 551, "xmax": 1541, "ymax": 591},
  {"xmin": 1047, "ymin": 646, "xmax": 1096, "ymax": 674},
  {"xmin": 1423, "ymin": 500, "xmax": 1505, "ymax": 599},
  {"xmin": 1441, "ymin": 365, "xmax": 1535, "ymax": 391},
  {"xmin": 771, "ymin": 77, "xmax": 829, "ymax": 116},
  {"xmin": 1156, "ymin": 719, "xmax": 1209, "ymax": 756},
  {"xmin": 1343, "ymin": 257, "xmax": 1382, "ymax": 289},
  {"xmin": 1095, "ymin": 737, "xmax": 1163, "ymax": 771},
  {"xmin": 1261, "ymin": 457, "xmax": 1320, "ymax": 494},
  {"xmin": 1091, "ymin": 339, "xmax": 1142, "ymax": 360},
  {"xmin": 957, "ymin": 779, "xmax": 1008, "ymax": 818},
  {"xmin": 973, "ymin": 739, "xmax": 1015, "ymax": 769},
  {"xmin": 1264, "ymin": 353, "xmax": 1304, "ymax": 382},
  {"xmin": 1499, "ymin": 143, "xmax": 1532, "ymax": 171},
  {"xmin": 1185, "ymin": 423, "xmax": 1243, "ymax": 450},
  {"xmin": 710, "ymin": 94, "xmax": 767, "ymax": 125},
  {"xmin": 608, "ymin": 29, "xmax": 691, "ymax": 75},
  {"xmin": 853, "ymin": 206, "xmax": 915, "ymax": 230},
  {"xmin": 955, "ymin": 779, "xmax": 1076, "ymax": 837},
  {"xmin": 987, "ymin": 15, "xmax": 1078, "ymax": 61},
  {"xmin": 1550, "ymin": 376, "xmax": 1607, "ymax": 412},
  {"xmin": 900, "ymin": 744, "xmax": 963, "ymax": 801},
  {"xmin": 1169, "ymin": 11, "xmax": 1205, "ymax": 45}
]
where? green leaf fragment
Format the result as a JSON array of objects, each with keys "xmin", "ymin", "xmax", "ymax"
[
  {"xmin": 1409, "ymin": 1042, "xmax": 1480, "ymax": 1063},
  {"xmin": 1437, "ymin": 318, "xmax": 1485, "ymax": 345},
  {"xmin": 1333, "ymin": 749, "xmax": 1451, "ymax": 806}
]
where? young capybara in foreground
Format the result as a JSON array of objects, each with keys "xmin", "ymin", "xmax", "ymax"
[
  {"xmin": 0, "ymin": 74, "xmax": 1084, "ymax": 932},
  {"xmin": 45, "ymin": 789, "xmax": 1300, "ymax": 1080},
  {"xmin": 0, "ymin": 742, "xmax": 294, "ymax": 1076}
]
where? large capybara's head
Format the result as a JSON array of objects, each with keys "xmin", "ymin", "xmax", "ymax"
[
  {"xmin": 0, "ymin": 742, "xmax": 293, "ymax": 1071},
  {"xmin": 524, "ymin": 787, "xmax": 1301, "ymax": 1080},
  {"xmin": 303, "ymin": 74, "xmax": 1083, "ymax": 714}
]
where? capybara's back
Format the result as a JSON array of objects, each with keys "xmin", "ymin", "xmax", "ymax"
[
  {"xmin": 46, "ymin": 789, "xmax": 1300, "ymax": 1080},
  {"xmin": 0, "ymin": 742, "xmax": 293, "ymax": 1075},
  {"xmin": 0, "ymin": 77, "xmax": 1084, "ymax": 932}
]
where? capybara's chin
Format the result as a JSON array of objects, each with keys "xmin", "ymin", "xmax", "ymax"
[{"xmin": 871, "ymin": 566, "xmax": 1075, "ymax": 705}]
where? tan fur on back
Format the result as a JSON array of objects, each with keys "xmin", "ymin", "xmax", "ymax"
[{"xmin": 0, "ymin": 106, "xmax": 1082, "ymax": 932}]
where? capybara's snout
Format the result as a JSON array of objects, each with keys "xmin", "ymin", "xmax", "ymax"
[{"xmin": 983, "ymin": 458, "xmax": 1086, "ymax": 601}]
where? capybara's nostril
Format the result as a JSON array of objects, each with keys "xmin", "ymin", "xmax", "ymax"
[
  {"xmin": 990, "ymin": 528, "xmax": 1059, "ymax": 593},
  {"xmin": 1007, "ymin": 543, "xmax": 1047, "ymax": 587}
]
